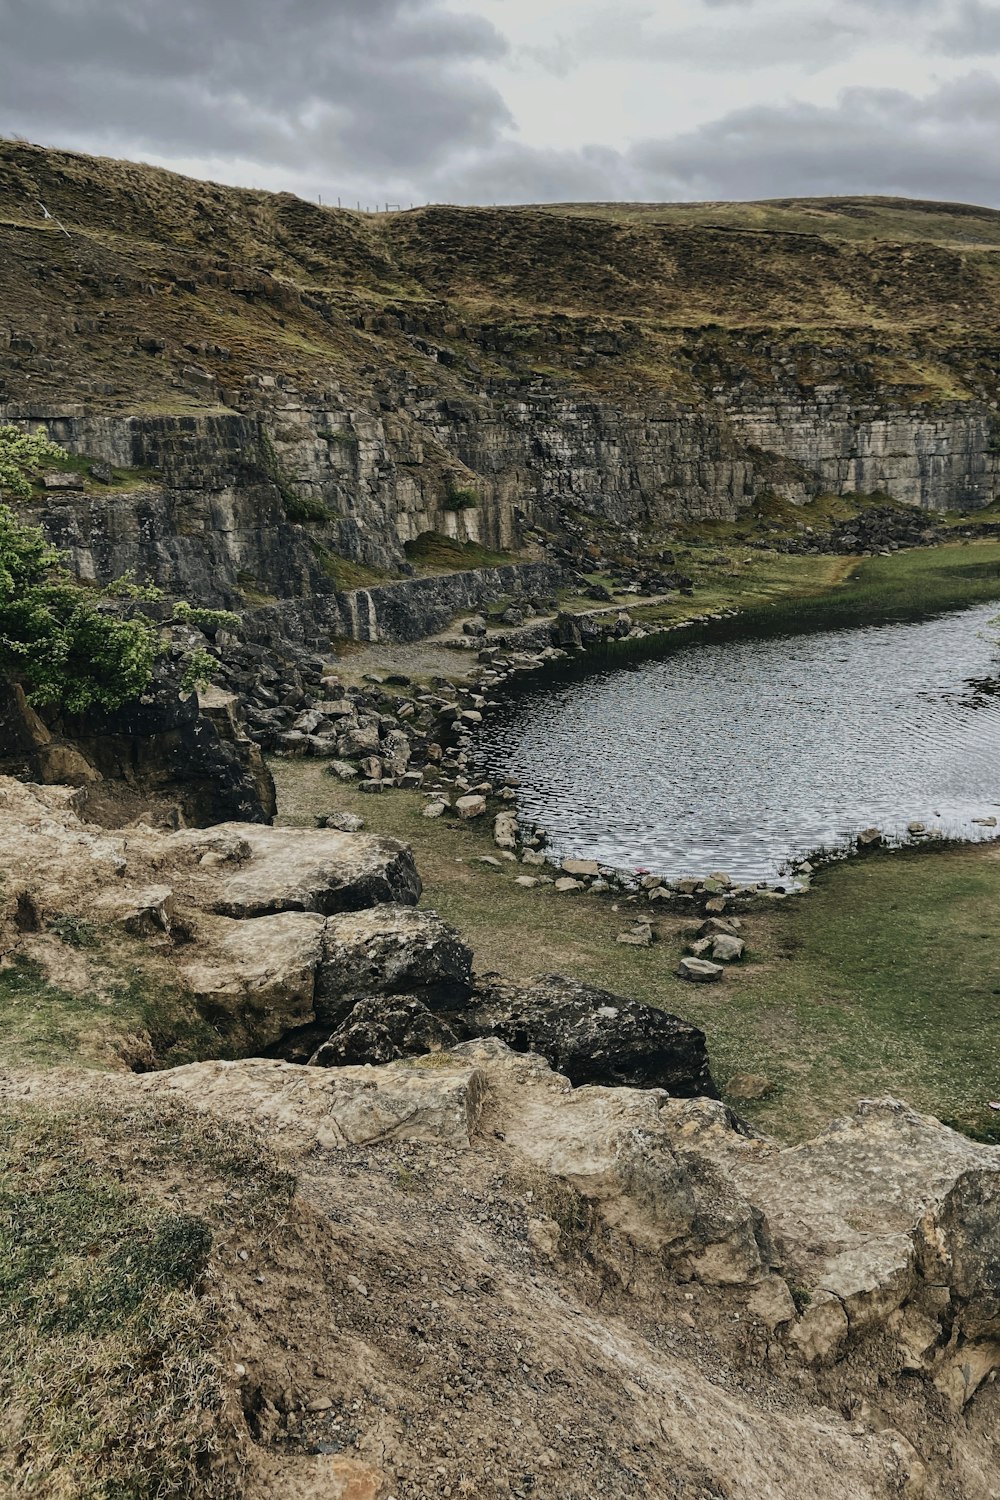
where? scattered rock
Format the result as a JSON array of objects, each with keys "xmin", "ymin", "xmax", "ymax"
[
  {"xmin": 617, "ymin": 923, "xmax": 653, "ymax": 947},
  {"xmin": 711, "ymin": 934, "xmax": 745, "ymax": 962},
  {"xmin": 455, "ymin": 794, "xmax": 486, "ymax": 820},
  {"xmin": 316, "ymin": 812, "xmax": 366, "ymax": 832},
  {"xmin": 726, "ymin": 1072, "xmax": 773, "ymax": 1102},
  {"xmin": 676, "ymin": 957, "xmax": 724, "ymax": 983}
]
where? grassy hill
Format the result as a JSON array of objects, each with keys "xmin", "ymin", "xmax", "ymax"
[{"xmin": 3, "ymin": 140, "xmax": 1000, "ymax": 414}]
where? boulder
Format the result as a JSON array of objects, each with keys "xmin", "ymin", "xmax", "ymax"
[
  {"xmin": 178, "ymin": 911, "xmax": 326, "ymax": 1050},
  {"xmin": 337, "ymin": 725, "xmax": 381, "ymax": 758},
  {"xmin": 562, "ymin": 857, "xmax": 600, "ymax": 878},
  {"xmin": 455, "ymin": 794, "xmax": 486, "ymax": 819},
  {"xmin": 454, "ymin": 974, "xmax": 716, "ymax": 1096},
  {"xmin": 141, "ymin": 1054, "xmax": 486, "ymax": 1152},
  {"xmin": 309, "ymin": 995, "xmax": 458, "ymax": 1068},
  {"xmin": 198, "ymin": 825, "xmax": 421, "ymax": 917},
  {"xmin": 315, "ymin": 904, "xmax": 473, "ymax": 1026},
  {"xmin": 554, "ymin": 876, "xmax": 584, "ymax": 893}
]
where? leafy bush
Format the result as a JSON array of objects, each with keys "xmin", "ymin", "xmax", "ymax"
[
  {"xmin": 180, "ymin": 647, "xmax": 218, "ymax": 695},
  {"xmin": 0, "ymin": 505, "xmax": 161, "ymax": 712},
  {"xmin": 443, "ymin": 485, "xmax": 478, "ymax": 512},
  {"xmin": 0, "ymin": 425, "xmax": 65, "ymax": 500},
  {"xmin": 171, "ymin": 599, "xmax": 241, "ymax": 634}
]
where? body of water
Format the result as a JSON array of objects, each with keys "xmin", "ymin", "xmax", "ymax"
[{"xmin": 474, "ymin": 601, "xmax": 1000, "ymax": 883}]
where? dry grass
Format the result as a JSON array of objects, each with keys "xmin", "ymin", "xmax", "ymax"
[
  {"xmin": 0, "ymin": 1092, "xmax": 295, "ymax": 1499},
  {"xmin": 4, "ymin": 140, "xmax": 1000, "ymax": 413}
]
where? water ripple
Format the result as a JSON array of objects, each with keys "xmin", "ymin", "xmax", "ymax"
[{"xmin": 474, "ymin": 601, "xmax": 1000, "ymax": 882}]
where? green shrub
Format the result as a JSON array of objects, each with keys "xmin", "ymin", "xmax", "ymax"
[
  {"xmin": 0, "ymin": 425, "xmax": 65, "ymax": 500},
  {"xmin": 0, "ymin": 505, "xmax": 161, "ymax": 713},
  {"xmin": 443, "ymin": 485, "xmax": 478, "ymax": 512}
]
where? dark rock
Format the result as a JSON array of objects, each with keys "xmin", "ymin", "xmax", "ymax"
[
  {"xmin": 315, "ymin": 903, "xmax": 474, "ymax": 1027},
  {"xmin": 455, "ymin": 973, "xmax": 716, "ymax": 1096},
  {"xmin": 308, "ymin": 995, "xmax": 458, "ymax": 1067}
]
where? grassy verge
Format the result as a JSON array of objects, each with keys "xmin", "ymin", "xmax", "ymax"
[
  {"xmin": 273, "ymin": 759, "xmax": 1000, "ymax": 1146},
  {"xmin": 0, "ymin": 1095, "xmax": 294, "ymax": 1499},
  {"xmin": 0, "ymin": 939, "xmax": 232, "ymax": 1074}
]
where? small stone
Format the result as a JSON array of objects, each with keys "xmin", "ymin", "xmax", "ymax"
[
  {"xmin": 711, "ymin": 934, "xmax": 745, "ymax": 962},
  {"xmin": 857, "ymin": 827, "xmax": 882, "ymax": 847},
  {"xmin": 554, "ymin": 877, "xmax": 584, "ymax": 893},
  {"xmin": 521, "ymin": 849, "xmax": 547, "ymax": 866},
  {"xmin": 422, "ymin": 801, "xmax": 448, "ymax": 819},
  {"xmin": 907, "ymin": 821, "xmax": 927, "ymax": 835},
  {"xmin": 515, "ymin": 876, "xmax": 540, "ymax": 888},
  {"xmin": 617, "ymin": 923, "xmax": 653, "ymax": 947},
  {"xmin": 325, "ymin": 760, "xmax": 361, "ymax": 781},
  {"xmin": 726, "ymin": 1071, "xmax": 773, "ymax": 1101},
  {"xmin": 318, "ymin": 812, "xmax": 366, "ymax": 833},
  {"xmin": 358, "ymin": 779, "xmax": 384, "ymax": 794},
  {"xmin": 676, "ymin": 956, "xmax": 724, "ymax": 983},
  {"xmin": 972, "ymin": 816, "xmax": 998, "ymax": 828},
  {"xmin": 455, "ymin": 795, "xmax": 487, "ymax": 820},
  {"xmin": 562, "ymin": 858, "xmax": 599, "ymax": 878},
  {"xmin": 704, "ymin": 897, "xmax": 728, "ymax": 915}
]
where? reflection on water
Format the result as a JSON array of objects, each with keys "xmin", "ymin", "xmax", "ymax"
[{"xmin": 474, "ymin": 600, "xmax": 1000, "ymax": 883}]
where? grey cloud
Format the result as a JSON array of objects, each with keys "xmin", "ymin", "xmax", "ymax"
[
  {"xmin": 631, "ymin": 72, "xmax": 1000, "ymax": 202},
  {"xmin": 934, "ymin": 1, "xmax": 1000, "ymax": 54},
  {"xmin": 429, "ymin": 73, "xmax": 1000, "ymax": 207},
  {"xmin": 529, "ymin": 9, "xmax": 861, "ymax": 74},
  {"xmin": 0, "ymin": 0, "xmax": 511, "ymax": 181}
]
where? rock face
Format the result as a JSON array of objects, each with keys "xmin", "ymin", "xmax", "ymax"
[
  {"xmin": 0, "ymin": 671, "xmax": 275, "ymax": 826},
  {"xmin": 454, "ymin": 973, "xmax": 717, "ymax": 1096},
  {"xmin": 315, "ymin": 905, "xmax": 473, "ymax": 1027},
  {"xmin": 0, "ymin": 776, "xmax": 421, "ymax": 1056},
  {"xmin": 6, "ymin": 145, "xmax": 1000, "ymax": 658},
  {"xmin": 79, "ymin": 1039, "xmax": 998, "ymax": 1498}
]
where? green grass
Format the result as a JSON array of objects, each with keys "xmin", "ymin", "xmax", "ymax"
[
  {"xmin": 403, "ymin": 532, "xmax": 518, "ymax": 574},
  {"xmin": 0, "ymin": 950, "xmax": 233, "ymax": 1073},
  {"xmin": 0, "ymin": 1098, "xmax": 293, "ymax": 1499},
  {"xmin": 312, "ymin": 543, "xmax": 393, "ymax": 591},
  {"xmin": 274, "ymin": 760, "xmax": 1000, "ymax": 1144},
  {"xmin": 27, "ymin": 450, "xmax": 161, "ymax": 496}
]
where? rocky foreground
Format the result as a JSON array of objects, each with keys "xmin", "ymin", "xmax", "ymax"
[{"xmin": 2, "ymin": 779, "xmax": 1000, "ymax": 1498}]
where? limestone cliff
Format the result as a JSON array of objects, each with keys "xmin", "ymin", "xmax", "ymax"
[{"xmin": 4, "ymin": 142, "xmax": 1000, "ymax": 638}]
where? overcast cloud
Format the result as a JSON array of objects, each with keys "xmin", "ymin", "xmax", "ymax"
[{"xmin": 1, "ymin": 0, "xmax": 1000, "ymax": 207}]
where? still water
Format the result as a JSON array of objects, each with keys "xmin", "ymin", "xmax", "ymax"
[{"xmin": 474, "ymin": 601, "xmax": 1000, "ymax": 883}]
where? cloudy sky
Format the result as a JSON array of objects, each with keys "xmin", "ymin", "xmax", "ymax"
[{"xmin": 3, "ymin": 0, "xmax": 1000, "ymax": 207}]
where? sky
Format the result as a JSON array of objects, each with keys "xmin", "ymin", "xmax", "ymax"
[{"xmin": 3, "ymin": 0, "xmax": 1000, "ymax": 207}]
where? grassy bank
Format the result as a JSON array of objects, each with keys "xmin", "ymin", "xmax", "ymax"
[{"xmin": 275, "ymin": 762, "xmax": 1000, "ymax": 1143}]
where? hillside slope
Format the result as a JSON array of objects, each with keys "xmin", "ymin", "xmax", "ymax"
[{"xmin": 3, "ymin": 141, "xmax": 1000, "ymax": 635}]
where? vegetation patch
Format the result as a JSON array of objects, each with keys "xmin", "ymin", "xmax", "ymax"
[
  {"xmin": 0, "ymin": 1097, "xmax": 294, "ymax": 1500},
  {"xmin": 0, "ymin": 950, "xmax": 230, "ymax": 1074},
  {"xmin": 403, "ymin": 532, "xmax": 516, "ymax": 573}
]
